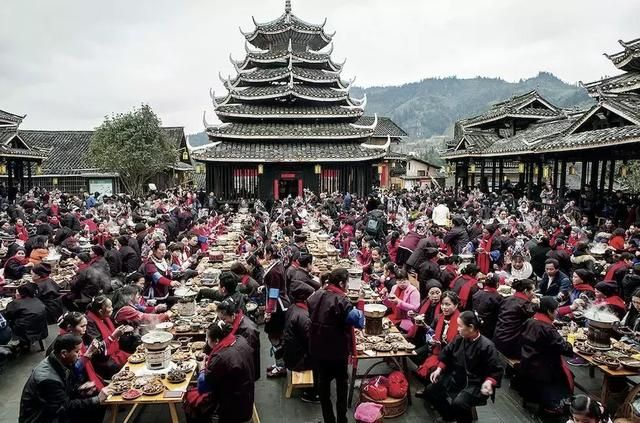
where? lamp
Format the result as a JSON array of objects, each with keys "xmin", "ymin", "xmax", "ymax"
[
  {"xmin": 195, "ymin": 164, "xmax": 202, "ymax": 174},
  {"xmin": 543, "ymin": 166, "xmax": 550, "ymax": 178},
  {"xmin": 314, "ymin": 164, "xmax": 322, "ymax": 174},
  {"xmin": 258, "ymin": 164, "xmax": 264, "ymax": 175},
  {"xmin": 182, "ymin": 151, "xmax": 189, "ymax": 161},
  {"xmin": 52, "ymin": 177, "xmax": 58, "ymax": 185},
  {"xmin": 533, "ymin": 165, "xmax": 539, "ymax": 176},
  {"xmin": 568, "ymin": 163, "xmax": 577, "ymax": 175},
  {"xmin": 36, "ymin": 164, "xmax": 43, "ymax": 175},
  {"xmin": 518, "ymin": 163, "xmax": 525, "ymax": 174},
  {"xmin": 469, "ymin": 164, "xmax": 476, "ymax": 173},
  {"xmin": 377, "ymin": 164, "xmax": 384, "ymax": 174},
  {"xmin": 0, "ymin": 164, "xmax": 6, "ymax": 175}
]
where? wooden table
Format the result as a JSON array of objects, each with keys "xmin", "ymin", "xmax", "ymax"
[
  {"xmin": 105, "ymin": 359, "xmax": 197, "ymax": 423},
  {"xmin": 572, "ymin": 350, "xmax": 639, "ymax": 404},
  {"xmin": 348, "ymin": 325, "xmax": 416, "ymax": 407}
]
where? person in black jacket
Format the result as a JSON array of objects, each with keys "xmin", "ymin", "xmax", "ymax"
[
  {"xmin": 493, "ymin": 279, "xmax": 538, "ymax": 359},
  {"xmin": 31, "ymin": 263, "xmax": 63, "ymax": 324},
  {"xmin": 19, "ymin": 334, "xmax": 111, "ymax": 423},
  {"xmin": 285, "ymin": 253, "xmax": 321, "ymax": 300},
  {"xmin": 103, "ymin": 239, "xmax": 121, "ymax": 277},
  {"xmin": 283, "ymin": 281, "xmax": 318, "ymax": 402},
  {"xmin": 4, "ymin": 284, "xmax": 48, "ymax": 349},
  {"xmin": 417, "ymin": 247, "xmax": 442, "ymax": 299},
  {"xmin": 117, "ymin": 236, "xmax": 140, "ymax": 275},
  {"xmin": 427, "ymin": 311, "xmax": 504, "ymax": 423},
  {"xmin": 471, "ymin": 274, "xmax": 503, "ymax": 339},
  {"xmin": 443, "ymin": 216, "xmax": 470, "ymax": 255},
  {"xmin": 518, "ymin": 296, "xmax": 574, "ymax": 412},
  {"xmin": 308, "ymin": 268, "xmax": 364, "ymax": 423},
  {"xmin": 216, "ymin": 298, "xmax": 260, "ymax": 382}
]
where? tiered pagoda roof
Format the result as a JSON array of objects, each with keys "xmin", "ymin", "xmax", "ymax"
[
  {"xmin": 604, "ymin": 38, "xmax": 640, "ymax": 72},
  {"xmin": 193, "ymin": 0, "xmax": 397, "ymax": 163}
]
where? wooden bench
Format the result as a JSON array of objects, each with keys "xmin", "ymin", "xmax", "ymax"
[
  {"xmin": 497, "ymin": 351, "xmax": 520, "ymax": 378},
  {"xmin": 252, "ymin": 404, "xmax": 260, "ymax": 423},
  {"xmin": 284, "ymin": 370, "xmax": 314, "ymax": 398}
]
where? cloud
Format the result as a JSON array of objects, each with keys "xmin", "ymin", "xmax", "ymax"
[{"xmin": 1, "ymin": 0, "xmax": 638, "ymax": 133}]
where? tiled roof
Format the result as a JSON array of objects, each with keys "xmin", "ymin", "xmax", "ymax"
[
  {"xmin": 0, "ymin": 127, "xmax": 48, "ymax": 159},
  {"xmin": 226, "ymin": 84, "xmax": 348, "ymax": 101},
  {"xmin": 244, "ymin": 49, "xmax": 330, "ymax": 64},
  {"xmin": 234, "ymin": 66, "xmax": 339, "ymax": 84},
  {"xmin": 484, "ymin": 117, "xmax": 577, "ymax": 155},
  {"xmin": 21, "ymin": 127, "xmax": 185, "ymax": 175},
  {"xmin": 0, "ymin": 109, "xmax": 25, "ymax": 125},
  {"xmin": 564, "ymin": 93, "xmax": 640, "ymax": 135},
  {"xmin": 206, "ymin": 122, "xmax": 374, "ymax": 140},
  {"xmin": 192, "ymin": 140, "xmax": 386, "ymax": 162},
  {"xmin": 244, "ymin": 11, "xmax": 333, "ymax": 51},
  {"xmin": 605, "ymin": 38, "xmax": 640, "ymax": 71},
  {"xmin": 582, "ymin": 72, "xmax": 640, "ymax": 95},
  {"xmin": 460, "ymin": 90, "xmax": 561, "ymax": 128},
  {"xmin": 356, "ymin": 116, "xmax": 408, "ymax": 138},
  {"xmin": 541, "ymin": 125, "xmax": 640, "ymax": 152},
  {"xmin": 215, "ymin": 103, "xmax": 364, "ymax": 120}
]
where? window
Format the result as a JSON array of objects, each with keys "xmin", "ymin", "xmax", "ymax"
[
  {"xmin": 233, "ymin": 168, "xmax": 259, "ymax": 197},
  {"xmin": 320, "ymin": 169, "xmax": 339, "ymax": 193},
  {"xmin": 417, "ymin": 170, "xmax": 426, "ymax": 177}
]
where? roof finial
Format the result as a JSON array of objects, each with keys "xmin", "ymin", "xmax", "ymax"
[{"xmin": 285, "ymin": 0, "xmax": 291, "ymax": 13}]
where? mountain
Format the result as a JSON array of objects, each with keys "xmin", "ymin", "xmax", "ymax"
[{"xmin": 187, "ymin": 72, "xmax": 592, "ymax": 145}]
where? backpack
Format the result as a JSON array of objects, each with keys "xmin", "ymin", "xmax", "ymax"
[{"xmin": 365, "ymin": 214, "xmax": 384, "ymax": 237}]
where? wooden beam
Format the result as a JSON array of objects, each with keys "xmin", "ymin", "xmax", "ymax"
[
  {"xmin": 498, "ymin": 158, "xmax": 504, "ymax": 191},
  {"xmin": 559, "ymin": 160, "xmax": 567, "ymax": 199},
  {"xmin": 491, "ymin": 159, "xmax": 497, "ymax": 192},
  {"xmin": 608, "ymin": 160, "xmax": 616, "ymax": 193}
]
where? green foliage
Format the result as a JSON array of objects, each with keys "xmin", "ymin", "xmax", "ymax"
[
  {"xmin": 89, "ymin": 104, "xmax": 176, "ymax": 196},
  {"xmin": 620, "ymin": 161, "xmax": 640, "ymax": 194},
  {"xmin": 351, "ymin": 72, "xmax": 592, "ymax": 138}
]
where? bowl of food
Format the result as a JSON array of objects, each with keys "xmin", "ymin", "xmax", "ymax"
[
  {"xmin": 155, "ymin": 322, "xmax": 174, "ymax": 332},
  {"xmin": 605, "ymin": 358, "xmax": 620, "ymax": 370}
]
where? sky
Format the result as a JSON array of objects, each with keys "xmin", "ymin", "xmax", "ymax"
[{"xmin": 1, "ymin": 0, "xmax": 639, "ymax": 134}]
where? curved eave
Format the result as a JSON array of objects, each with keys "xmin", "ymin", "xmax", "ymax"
[
  {"xmin": 243, "ymin": 53, "xmax": 331, "ymax": 65},
  {"xmin": 203, "ymin": 131, "xmax": 374, "ymax": 140},
  {"xmin": 215, "ymin": 111, "xmax": 363, "ymax": 120},
  {"xmin": 463, "ymin": 112, "xmax": 555, "ymax": 129},
  {"xmin": 229, "ymin": 91, "xmax": 348, "ymax": 102},
  {"xmin": 233, "ymin": 71, "xmax": 340, "ymax": 85}
]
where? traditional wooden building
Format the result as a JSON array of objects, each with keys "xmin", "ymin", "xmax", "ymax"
[
  {"xmin": 441, "ymin": 37, "xmax": 640, "ymax": 203},
  {"xmin": 191, "ymin": 1, "xmax": 405, "ymax": 200},
  {"xmin": 0, "ymin": 110, "xmax": 192, "ymax": 194},
  {"xmin": 383, "ymin": 152, "xmax": 442, "ymax": 190}
]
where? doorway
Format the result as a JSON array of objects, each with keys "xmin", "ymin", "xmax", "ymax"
[{"xmin": 278, "ymin": 178, "xmax": 299, "ymax": 199}]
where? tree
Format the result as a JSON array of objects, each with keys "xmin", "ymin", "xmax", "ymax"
[
  {"xmin": 89, "ymin": 104, "xmax": 176, "ymax": 196},
  {"xmin": 619, "ymin": 161, "xmax": 640, "ymax": 194}
]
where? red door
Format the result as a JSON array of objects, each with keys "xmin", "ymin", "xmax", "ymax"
[
  {"xmin": 297, "ymin": 179, "xmax": 303, "ymax": 198},
  {"xmin": 273, "ymin": 179, "xmax": 279, "ymax": 200}
]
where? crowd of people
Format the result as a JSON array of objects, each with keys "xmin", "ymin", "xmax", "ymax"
[{"xmin": 2, "ymin": 184, "xmax": 637, "ymax": 422}]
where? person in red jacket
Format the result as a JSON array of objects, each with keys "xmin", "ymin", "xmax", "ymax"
[{"xmin": 143, "ymin": 241, "xmax": 180, "ymax": 300}]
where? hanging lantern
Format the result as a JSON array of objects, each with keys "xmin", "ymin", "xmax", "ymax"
[
  {"xmin": 52, "ymin": 177, "xmax": 58, "ymax": 185},
  {"xmin": 182, "ymin": 151, "xmax": 189, "ymax": 161},
  {"xmin": 568, "ymin": 163, "xmax": 577, "ymax": 175},
  {"xmin": 533, "ymin": 165, "xmax": 539, "ymax": 176},
  {"xmin": 36, "ymin": 164, "xmax": 43, "ymax": 175},
  {"xmin": 377, "ymin": 164, "xmax": 384, "ymax": 174},
  {"xmin": 314, "ymin": 164, "xmax": 322, "ymax": 174},
  {"xmin": 620, "ymin": 163, "xmax": 629, "ymax": 177},
  {"xmin": 518, "ymin": 163, "xmax": 525, "ymax": 174},
  {"xmin": 257, "ymin": 164, "xmax": 264, "ymax": 175},
  {"xmin": 543, "ymin": 165, "xmax": 550, "ymax": 178},
  {"xmin": 0, "ymin": 164, "xmax": 6, "ymax": 175},
  {"xmin": 174, "ymin": 172, "xmax": 179, "ymax": 179},
  {"xmin": 469, "ymin": 163, "xmax": 476, "ymax": 173},
  {"xmin": 195, "ymin": 164, "xmax": 202, "ymax": 174}
]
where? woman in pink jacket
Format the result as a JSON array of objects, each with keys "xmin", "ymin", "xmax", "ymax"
[{"xmin": 385, "ymin": 269, "xmax": 420, "ymax": 332}]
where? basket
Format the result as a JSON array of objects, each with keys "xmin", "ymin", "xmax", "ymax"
[{"xmin": 358, "ymin": 361, "xmax": 407, "ymax": 418}]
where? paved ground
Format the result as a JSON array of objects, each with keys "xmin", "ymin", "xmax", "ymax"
[{"xmin": 0, "ymin": 324, "xmax": 624, "ymax": 422}]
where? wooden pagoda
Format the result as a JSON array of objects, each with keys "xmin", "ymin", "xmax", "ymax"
[{"xmin": 191, "ymin": 0, "xmax": 400, "ymax": 201}]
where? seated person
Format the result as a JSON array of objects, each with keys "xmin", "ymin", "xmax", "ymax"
[
  {"xmin": 217, "ymin": 297, "xmax": 260, "ymax": 381},
  {"xmin": 519, "ymin": 297, "xmax": 574, "ymax": 412},
  {"xmin": 4, "ymin": 284, "xmax": 48, "ymax": 349},
  {"xmin": 593, "ymin": 281, "xmax": 626, "ymax": 320},
  {"xmin": 471, "ymin": 274, "xmax": 503, "ymax": 339},
  {"xmin": 230, "ymin": 261, "xmax": 261, "ymax": 301},
  {"xmin": 426, "ymin": 311, "xmax": 504, "ymax": 423},
  {"xmin": 197, "ymin": 271, "xmax": 246, "ymax": 312},
  {"xmin": 4, "ymin": 247, "xmax": 34, "ymax": 280},
  {"xmin": 384, "ymin": 269, "xmax": 420, "ymax": 332},
  {"xmin": 19, "ymin": 334, "xmax": 111, "ymax": 423},
  {"xmin": 566, "ymin": 395, "xmax": 611, "ymax": 423},
  {"xmin": 31, "ymin": 262, "xmax": 64, "ymax": 324},
  {"xmin": 622, "ymin": 287, "xmax": 640, "ymax": 333},
  {"xmin": 84, "ymin": 295, "xmax": 130, "ymax": 379}
]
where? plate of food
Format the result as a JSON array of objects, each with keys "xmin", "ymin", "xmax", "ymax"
[
  {"xmin": 121, "ymin": 388, "xmax": 143, "ymax": 400},
  {"xmin": 592, "ymin": 354, "xmax": 609, "ymax": 365},
  {"xmin": 620, "ymin": 357, "xmax": 640, "ymax": 371},
  {"xmin": 373, "ymin": 342, "xmax": 392, "ymax": 352},
  {"xmin": 177, "ymin": 361, "xmax": 196, "ymax": 372},
  {"xmin": 575, "ymin": 344, "xmax": 596, "ymax": 355},
  {"xmin": 174, "ymin": 325, "xmax": 191, "ymax": 333},
  {"xmin": 366, "ymin": 336, "xmax": 384, "ymax": 344},
  {"xmin": 402, "ymin": 342, "xmax": 416, "ymax": 350},
  {"xmin": 171, "ymin": 351, "xmax": 193, "ymax": 363},
  {"xmin": 167, "ymin": 369, "xmax": 187, "ymax": 384},
  {"xmin": 109, "ymin": 380, "xmax": 132, "ymax": 395},
  {"xmin": 132, "ymin": 376, "xmax": 161, "ymax": 390},
  {"xmin": 128, "ymin": 353, "xmax": 146, "ymax": 364},
  {"xmin": 142, "ymin": 380, "xmax": 166, "ymax": 396},
  {"xmin": 191, "ymin": 341, "xmax": 206, "ymax": 351},
  {"xmin": 112, "ymin": 367, "xmax": 136, "ymax": 382}
]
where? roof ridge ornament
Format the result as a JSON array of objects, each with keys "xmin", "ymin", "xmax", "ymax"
[
  {"xmin": 239, "ymin": 26, "xmax": 252, "ymax": 37},
  {"xmin": 203, "ymin": 110, "xmax": 211, "ymax": 128},
  {"xmin": 619, "ymin": 39, "xmax": 628, "ymax": 48},
  {"xmin": 285, "ymin": 0, "xmax": 291, "ymax": 14}
]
